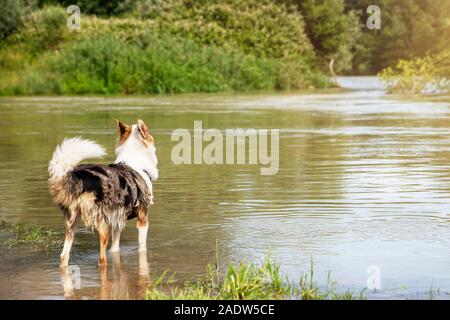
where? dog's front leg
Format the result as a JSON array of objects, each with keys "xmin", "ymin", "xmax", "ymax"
[{"xmin": 97, "ymin": 219, "xmax": 110, "ymax": 266}]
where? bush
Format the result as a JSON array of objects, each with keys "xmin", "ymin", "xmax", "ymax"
[
  {"xmin": 379, "ymin": 50, "xmax": 450, "ymax": 94},
  {"xmin": 130, "ymin": 0, "xmax": 314, "ymax": 60},
  {"xmin": 4, "ymin": 35, "xmax": 308, "ymax": 95},
  {"xmin": 0, "ymin": 1, "xmax": 330, "ymax": 95},
  {"xmin": 0, "ymin": 0, "xmax": 24, "ymax": 40},
  {"xmin": 49, "ymin": 36, "xmax": 138, "ymax": 94},
  {"xmin": 27, "ymin": 6, "xmax": 67, "ymax": 49}
]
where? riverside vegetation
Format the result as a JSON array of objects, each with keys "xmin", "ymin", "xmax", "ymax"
[
  {"xmin": 146, "ymin": 256, "xmax": 365, "ymax": 300},
  {"xmin": 0, "ymin": 220, "xmax": 63, "ymax": 250},
  {"xmin": 379, "ymin": 49, "xmax": 450, "ymax": 94},
  {"xmin": 0, "ymin": 1, "xmax": 329, "ymax": 95},
  {"xmin": 1, "ymin": 0, "xmax": 448, "ymax": 95}
]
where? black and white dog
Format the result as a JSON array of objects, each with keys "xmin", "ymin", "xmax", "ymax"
[{"xmin": 48, "ymin": 119, "xmax": 158, "ymax": 267}]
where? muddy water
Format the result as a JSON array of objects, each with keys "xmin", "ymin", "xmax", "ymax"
[{"xmin": 0, "ymin": 77, "xmax": 449, "ymax": 299}]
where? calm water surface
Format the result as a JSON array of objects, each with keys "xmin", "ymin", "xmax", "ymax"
[{"xmin": 0, "ymin": 77, "xmax": 449, "ymax": 299}]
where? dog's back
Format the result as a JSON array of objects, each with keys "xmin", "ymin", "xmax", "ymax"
[{"xmin": 54, "ymin": 163, "xmax": 151, "ymax": 231}]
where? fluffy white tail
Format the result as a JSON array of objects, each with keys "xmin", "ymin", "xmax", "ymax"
[{"xmin": 48, "ymin": 137, "xmax": 106, "ymax": 178}]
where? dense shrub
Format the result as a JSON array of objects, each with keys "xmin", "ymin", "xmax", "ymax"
[
  {"xmin": 0, "ymin": 0, "xmax": 25, "ymax": 40},
  {"xmin": 0, "ymin": 1, "xmax": 331, "ymax": 95},
  {"xmin": 379, "ymin": 49, "xmax": 450, "ymax": 94},
  {"xmin": 27, "ymin": 6, "xmax": 67, "ymax": 49},
  {"xmin": 129, "ymin": 0, "xmax": 314, "ymax": 60},
  {"xmin": 3, "ymin": 35, "xmax": 305, "ymax": 95}
]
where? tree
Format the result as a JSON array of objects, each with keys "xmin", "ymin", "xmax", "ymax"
[
  {"xmin": 346, "ymin": 0, "xmax": 450, "ymax": 73},
  {"xmin": 282, "ymin": 0, "xmax": 361, "ymax": 73},
  {"xmin": 0, "ymin": 0, "xmax": 24, "ymax": 40}
]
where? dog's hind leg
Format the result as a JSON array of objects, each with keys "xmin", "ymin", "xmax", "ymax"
[
  {"xmin": 110, "ymin": 227, "xmax": 122, "ymax": 253},
  {"xmin": 60, "ymin": 208, "xmax": 79, "ymax": 267},
  {"xmin": 137, "ymin": 208, "xmax": 148, "ymax": 252},
  {"xmin": 97, "ymin": 219, "xmax": 110, "ymax": 266}
]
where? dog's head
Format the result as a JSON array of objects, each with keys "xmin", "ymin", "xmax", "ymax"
[
  {"xmin": 115, "ymin": 119, "xmax": 154, "ymax": 147},
  {"xmin": 114, "ymin": 119, "xmax": 158, "ymax": 171}
]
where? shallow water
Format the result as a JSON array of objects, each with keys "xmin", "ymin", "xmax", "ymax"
[{"xmin": 0, "ymin": 77, "xmax": 449, "ymax": 299}]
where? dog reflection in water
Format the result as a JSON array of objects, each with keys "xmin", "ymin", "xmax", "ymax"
[{"xmin": 60, "ymin": 251, "xmax": 150, "ymax": 299}]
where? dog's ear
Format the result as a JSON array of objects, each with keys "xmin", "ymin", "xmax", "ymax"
[
  {"xmin": 115, "ymin": 119, "xmax": 129, "ymax": 134},
  {"xmin": 137, "ymin": 119, "xmax": 149, "ymax": 138},
  {"xmin": 137, "ymin": 119, "xmax": 154, "ymax": 143},
  {"xmin": 115, "ymin": 119, "xmax": 131, "ymax": 144}
]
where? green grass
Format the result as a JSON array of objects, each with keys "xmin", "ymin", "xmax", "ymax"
[
  {"xmin": 0, "ymin": 220, "xmax": 63, "ymax": 251},
  {"xmin": 146, "ymin": 256, "xmax": 365, "ymax": 300}
]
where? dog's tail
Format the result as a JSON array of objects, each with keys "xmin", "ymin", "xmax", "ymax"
[{"xmin": 48, "ymin": 137, "xmax": 106, "ymax": 179}]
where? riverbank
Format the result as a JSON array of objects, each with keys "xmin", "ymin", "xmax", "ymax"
[{"xmin": 0, "ymin": 4, "xmax": 330, "ymax": 96}]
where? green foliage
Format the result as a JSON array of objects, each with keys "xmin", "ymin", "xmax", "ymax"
[
  {"xmin": 50, "ymin": 36, "xmax": 140, "ymax": 94},
  {"xmin": 297, "ymin": 0, "xmax": 355, "ymax": 56},
  {"xmin": 332, "ymin": 10, "xmax": 361, "ymax": 73},
  {"xmin": 379, "ymin": 50, "xmax": 450, "ymax": 94},
  {"xmin": 146, "ymin": 257, "xmax": 364, "ymax": 300},
  {"xmin": 2, "ymin": 35, "xmax": 315, "ymax": 95},
  {"xmin": 299, "ymin": 260, "xmax": 365, "ymax": 300},
  {"xmin": 146, "ymin": 257, "xmax": 295, "ymax": 300},
  {"xmin": 0, "ymin": 1, "xmax": 329, "ymax": 95},
  {"xmin": 130, "ymin": 0, "xmax": 314, "ymax": 61},
  {"xmin": 1, "ymin": 220, "xmax": 64, "ymax": 251},
  {"xmin": 0, "ymin": 0, "xmax": 25, "ymax": 40},
  {"xmin": 278, "ymin": 0, "xmax": 361, "ymax": 73},
  {"xmin": 26, "ymin": 6, "xmax": 67, "ymax": 50},
  {"xmin": 38, "ymin": 0, "xmax": 133, "ymax": 16},
  {"xmin": 347, "ymin": 0, "xmax": 450, "ymax": 74},
  {"xmin": 3, "ymin": 0, "xmax": 447, "ymax": 84},
  {"xmin": 52, "ymin": 38, "xmax": 271, "ymax": 93}
]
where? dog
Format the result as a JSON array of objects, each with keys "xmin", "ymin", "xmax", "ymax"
[{"xmin": 48, "ymin": 119, "xmax": 158, "ymax": 267}]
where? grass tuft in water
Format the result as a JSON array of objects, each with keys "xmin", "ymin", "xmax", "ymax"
[
  {"xmin": 299, "ymin": 259, "xmax": 365, "ymax": 300},
  {"xmin": 0, "ymin": 220, "xmax": 63, "ymax": 251},
  {"xmin": 146, "ymin": 256, "xmax": 365, "ymax": 300}
]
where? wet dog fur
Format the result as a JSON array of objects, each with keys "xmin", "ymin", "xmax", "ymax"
[{"xmin": 48, "ymin": 119, "xmax": 158, "ymax": 267}]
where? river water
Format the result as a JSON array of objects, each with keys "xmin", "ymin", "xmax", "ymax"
[{"xmin": 0, "ymin": 77, "xmax": 449, "ymax": 299}]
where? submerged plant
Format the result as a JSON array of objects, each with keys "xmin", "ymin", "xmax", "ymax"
[
  {"xmin": 0, "ymin": 220, "xmax": 63, "ymax": 251},
  {"xmin": 299, "ymin": 260, "xmax": 365, "ymax": 300}
]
